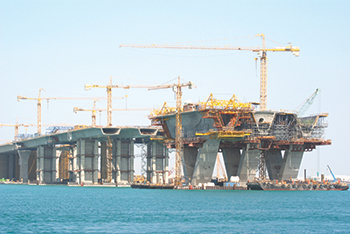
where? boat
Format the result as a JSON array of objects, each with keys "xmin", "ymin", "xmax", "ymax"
[
  {"xmin": 131, "ymin": 184, "xmax": 174, "ymax": 189},
  {"xmin": 247, "ymin": 181, "xmax": 349, "ymax": 191}
]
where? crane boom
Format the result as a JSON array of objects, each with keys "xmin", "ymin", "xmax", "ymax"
[
  {"xmin": 327, "ymin": 165, "xmax": 337, "ymax": 182},
  {"xmin": 85, "ymin": 77, "xmax": 161, "ymax": 126},
  {"xmin": 17, "ymin": 88, "xmax": 122, "ymax": 134},
  {"xmin": 296, "ymin": 89, "xmax": 320, "ymax": 116},
  {"xmin": 120, "ymin": 34, "xmax": 299, "ymax": 111}
]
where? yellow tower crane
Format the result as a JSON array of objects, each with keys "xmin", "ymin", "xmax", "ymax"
[
  {"xmin": 17, "ymin": 89, "xmax": 122, "ymax": 134},
  {"xmin": 84, "ymin": 77, "xmax": 159, "ymax": 126},
  {"xmin": 0, "ymin": 119, "xmax": 35, "ymax": 141},
  {"xmin": 148, "ymin": 77, "xmax": 194, "ymax": 186},
  {"xmin": 73, "ymin": 98, "xmax": 151, "ymax": 127},
  {"xmin": 119, "ymin": 34, "xmax": 300, "ymax": 111}
]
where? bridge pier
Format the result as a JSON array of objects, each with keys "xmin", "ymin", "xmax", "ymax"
[
  {"xmin": 236, "ymin": 144, "xmax": 260, "ymax": 184},
  {"xmin": 191, "ymin": 139, "xmax": 220, "ymax": 186},
  {"xmin": 36, "ymin": 146, "xmax": 57, "ymax": 184},
  {"xmin": 222, "ymin": 148, "xmax": 241, "ymax": 180},
  {"xmin": 76, "ymin": 139, "xmax": 98, "ymax": 185},
  {"xmin": 113, "ymin": 139, "xmax": 134, "ymax": 184},
  {"xmin": 278, "ymin": 146, "xmax": 304, "ymax": 181},
  {"xmin": 17, "ymin": 150, "xmax": 31, "ymax": 183},
  {"xmin": 0, "ymin": 153, "xmax": 16, "ymax": 180},
  {"xmin": 182, "ymin": 146, "xmax": 198, "ymax": 185},
  {"xmin": 265, "ymin": 149, "xmax": 283, "ymax": 180},
  {"xmin": 146, "ymin": 141, "xmax": 168, "ymax": 184}
]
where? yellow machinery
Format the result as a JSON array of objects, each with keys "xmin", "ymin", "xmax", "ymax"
[
  {"xmin": 148, "ymin": 77, "xmax": 194, "ymax": 186},
  {"xmin": 17, "ymin": 88, "xmax": 118, "ymax": 134},
  {"xmin": 120, "ymin": 34, "xmax": 300, "ymax": 111}
]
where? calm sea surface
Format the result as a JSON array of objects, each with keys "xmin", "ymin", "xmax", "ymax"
[{"xmin": 1, "ymin": 185, "xmax": 349, "ymax": 233}]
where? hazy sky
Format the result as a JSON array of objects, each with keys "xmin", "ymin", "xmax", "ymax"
[{"xmin": 1, "ymin": 1, "xmax": 349, "ymax": 177}]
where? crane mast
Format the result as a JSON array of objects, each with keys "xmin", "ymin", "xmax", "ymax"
[
  {"xmin": 148, "ymin": 77, "xmax": 194, "ymax": 186},
  {"xmin": 85, "ymin": 77, "xmax": 157, "ymax": 126},
  {"xmin": 17, "ymin": 89, "xmax": 115, "ymax": 134},
  {"xmin": 120, "ymin": 34, "xmax": 299, "ymax": 110}
]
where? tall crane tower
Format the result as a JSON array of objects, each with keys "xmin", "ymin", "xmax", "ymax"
[
  {"xmin": 148, "ymin": 77, "xmax": 194, "ymax": 186},
  {"xmin": 73, "ymin": 99, "xmax": 151, "ymax": 127},
  {"xmin": 84, "ymin": 77, "xmax": 158, "ymax": 126},
  {"xmin": 17, "ymin": 89, "xmax": 119, "ymax": 134},
  {"xmin": 0, "ymin": 119, "xmax": 35, "ymax": 141},
  {"xmin": 120, "ymin": 34, "xmax": 300, "ymax": 110}
]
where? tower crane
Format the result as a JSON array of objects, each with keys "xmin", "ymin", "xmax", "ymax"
[
  {"xmin": 148, "ymin": 77, "xmax": 194, "ymax": 186},
  {"xmin": 84, "ymin": 77, "xmax": 159, "ymax": 126},
  {"xmin": 73, "ymin": 99, "xmax": 151, "ymax": 126},
  {"xmin": 17, "ymin": 88, "xmax": 122, "ymax": 134},
  {"xmin": 120, "ymin": 34, "xmax": 300, "ymax": 111},
  {"xmin": 0, "ymin": 119, "xmax": 35, "ymax": 141},
  {"xmin": 296, "ymin": 88, "xmax": 320, "ymax": 117}
]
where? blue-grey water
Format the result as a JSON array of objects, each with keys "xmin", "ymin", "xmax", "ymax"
[{"xmin": 1, "ymin": 185, "xmax": 349, "ymax": 233}]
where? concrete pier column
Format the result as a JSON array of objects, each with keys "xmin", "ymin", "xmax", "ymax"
[
  {"xmin": 36, "ymin": 146, "xmax": 56, "ymax": 184},
  {"xmin": 71, "ymin": 147, "xmax": 78, "ymax": 182},
  {"xmin": 100, "ymin": 141, "xmax": 107, "ymax": 180},
  {"xmin": 93, "ymin": 140, "xmax": 99, "ymax": 184},
  {"xmin": 265, "ymin": 149, "xmax": 283, "ymax": 181},
  {"xmin": 18, "ymin": 150, "xmax": 31, "ymax": 183},
  {"xmin": 182, "ymin": 146, "xmax": 198, "ymax": 185},
  {"xmin": 279, "ymin": 146, "xmax": 304, "ymax": 181},
  {"xmin": 116, "ymin": 140, "xmax": 121, "ymax": 184},
  {"xmin": 129, "ymin": 140, "xmax": 134, "ymax": 183},
  {"xmin": 77, "ymin": 139, "xmax": 99, "ymax": 184},
  {"xmin": 36, "ymin": 146, "xmax": 43, "ymax": 183},
  {"xmin": 222, "ymin": 148, "xmax": 241, "ymax": 180},
  {"xmin": 146, "ymin": 143, "xmax": 152, "ymax": 182},
  {"xmin": 164, "ymin": 148, "xmax": 169, "ymax": 184},
  {"xmin": 236, "ymin": 144, "xmax": 260, "ymax": 184},
  {"xmin": 151, "ymin": 141, "xmax": 157, "ymax": 183},
  {"xmin": 8, "ymin": 154, "xmax": 15, "ymax": 180},
  {"xmin": 191, "ymin": 139, "xmax": 220, "ymax": 186}
]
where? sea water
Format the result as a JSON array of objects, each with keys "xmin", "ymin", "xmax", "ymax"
[{"xmin": 1, "ymin": 185, "xmax": 349, "ymax": 233}]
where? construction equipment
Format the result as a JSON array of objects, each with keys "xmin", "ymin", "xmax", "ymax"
[
  {"xmin": 120, "ymin": 34, "xmax": 300, "ymax": 111},
  {"xmin": 85, "ymin": 77, "xmax": 157, "ymax": 126},
  {"xmin": 73, "ymin": 98, "xmax": 151, "ymax": 127},
  {"xmin": 17, "ymin": 89, "xmax": 120, "ymax": 134},
  {"xmin": 148, "ymin": 76, "xmax": 194, "ymax": 186},
  {"xmin": 327, "ymin": 165, "xmax": 337, "ymax": 182},
  {"xmin": 0, "ymin": 121, "xmax": 35, "ymax": 141},
  {"xmin": 296, "ymin": 89, "xmax": 320, "ymax": 117}
]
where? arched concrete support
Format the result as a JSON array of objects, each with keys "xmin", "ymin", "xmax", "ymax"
[
  {"xmin": 278, "ymin": 146, "xmax": 304, "ymax": 181},
  {"xmin": 265, "ymin": 150, "xmax": 283, "ymax": 181},
  {"xmin": 222, "ymin": 148, "xmax": 241, "ymax": 180},
  {"xmin": 182, "ymin": 146, "xmax": 198, "ymax": 185},
  {"xmin": 236, "ymin": 144, "xmax": 260, "ymax": 184},
  {"xmin": 191, "ymin": 139, "xmax": 220, "ymax": 186},
  {"xmin": 77, "ymin": 139, "xmax": 99, "ymax": 184},
  {"xmin": 18, "ymin": 150, "xmax": 31, "ymax": 183},
  {"xmin": 36, "ymin": 146, "xmax": 56, "ymax": 184}
]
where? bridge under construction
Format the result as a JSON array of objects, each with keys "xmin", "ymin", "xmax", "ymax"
[{"xmin": 0, "ymin": 92, "xmax": 330, "ymax": 187}]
